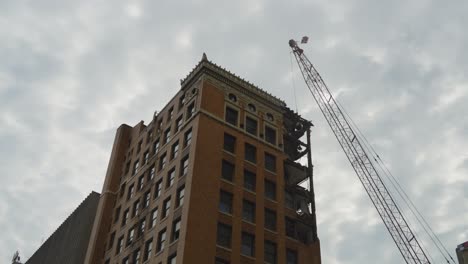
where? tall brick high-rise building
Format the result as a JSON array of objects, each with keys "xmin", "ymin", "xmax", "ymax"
[{"xmin": 84, "ymin": 54, "xmax": 321, "ymax": 264}]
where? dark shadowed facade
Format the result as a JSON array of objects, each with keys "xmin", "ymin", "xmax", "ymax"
[
  {"xmin": 25, "ymin": 191, "xmax": 100, "ymax": 264},
  {"xmin": 85, "ymin": 54, "xmax": 321, "ymax": 264}
]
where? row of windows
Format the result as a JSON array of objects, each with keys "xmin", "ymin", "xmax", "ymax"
[
  {"xmin": 223, "ymin": 133, "xmax": 277, "ymax": 172},
  {"xmin": 109, "ymin": 235, "xmax": 177, "ymax": 264},
  {"xmin": 127, "ymin": 128, "xmax": 192, "ymax": 179},
  {"xmin": 226, "ymin": 93, "xmax": 275, "ymax": 122},
  {"xmin": 225, "ymin": 106, "xmax": 278, "ymax": 146},
  {"xmin": 219, "ymin": 190, "xmax": 277, "ymax": 230},
  {"xmin": 221, "ymin": 158, "xmax": 276, "ymax": 199},
  {"xmin": 216, "ymin": 222, "xmax": 298, "ymax": 264},
  {"xmin": 156, "ymin": 93, "xmax": 195, "ymax": 130},
  {"xmin": 114, "ymin": 183, "xmax": 185, "ymax": 230},
  {"xmin": 109, "ymin": 189, "xmax": 184, "ymax": 257},
  {"xmin": 123, "ymin": 154, "xmax": 189, "ymax": 200},
  {"xmin": 127, "ymin": 93, "xmax": 194, "ymax": 173}
]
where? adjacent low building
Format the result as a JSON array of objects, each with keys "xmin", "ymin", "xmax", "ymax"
[{"xmin": 25, "ymin": 192, "xmax": 100, "ymax": 264}]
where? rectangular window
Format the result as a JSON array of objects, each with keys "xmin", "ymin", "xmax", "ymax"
[
  {"xmin": 223, "ymin": 133, "xmax": 236, "ymax": 153},
  {"xmin": 159, "ymin": 152, "xmax": 167, "ymax": 171},
  {"xmin": 184, "ymin": 128, "xmax": 192, "ymax": 147},
  {"xmin": 122, "ymin": 208, "xmax": 129, "ymax": 226},
  {"xmin": 147, "ymin": 130, "xmax": 153, "ymax": 143},
  {"xmin": 265, "ymin": 126, "xmax": 276, "ymax": 145},
  {"xmin": 108, "ymin": 232, "xmax": 115, "ymax": 250},
  {"xmin": 125, "ymin": 161, "xmax": 131, "ymax": 175},
  {"xmin": 167, "ymin": 168, "xmax": 176, "ymax": 188},
  {"xmin": 143, "ymin": 238, "xmax": 153, "ymax": 261},
  {"xmin": 171, "ymin": 218, "xmax": 181, "ymax": 241},
  {"xmin": 168, "ymin": 254, "xmax": 177, "ymax": 264},
  {"xmin": 132, "ymin": 248, "xmax": 140, "ymax": 264},
  {"xmin": 119, "ymin": 182, "xmax": 126, "ymax": 198},
  {"xmin": 162, "ymin": 198, "xmax": 171, "ymax": 218},
  {"xmin": 171, "ymin": 141, "xmax": 179, "ymax": 160},
  {"xmin": 114, "ymin": 206, "xmax": 121, "ymax": 223},
  {"xmin": 176, "ymin": 185, "xmax": 185, "ymax": 207},
  {"xmin": 133, "ymin": 160, "xmax": 140, "ymax": 175},
  {"xmin": 286, "ymin": 249, "xmax": 298, "ymax": 264},
  {"xmin": 150, "ymin": 208, "xmax": 158, "ymax": 228},
  {"xmin": 138, "ymin": 219, "xmax": 146, "ymax": 237},
  {"xmin": 187, "ymin": 102, "xmax": 195, "ymax": 119},
  {"xmin": 221, "ymin": 160, "xmax": 235, "ymax": 181},
  {"xmin": 148, "ymin": 166, "xmax": 155, "ymax": 181},
  {"xmin": 264, "ymin": 208, "xmax": 277, "ymax": 231},
  {"xmin": 164, "ymin": 128, "xmax": 171, "ymax": 144},
  {"xmin": 219, "ymin": 191, "xmax": 233, "ymax": 214},
  {"xmin": 215, "ymin": 258, "xmax": 230, "ymax": 264},
  {"xmin": 245, "ymin": 116, "xmax": 258, "ymax": 136},
  {"xmin": 265, "ymin": 153, "xmax": 276, "ymax": 172},
  {"xmin": 138, "ymin": 175, "xmax": 144, "ymax": 191},
  {"xmin": 243, "ymin": 170, "xmax": 256, "ymax": 192},
  {"xmin": 157, "ymin": 119, "xmax": 163, "ymax": 131},
  {"xmin": 242, "ymin": 200, "xmax": 255, "ymax": 223},
  {"xmin": 265, "ymin": 180, "xmax": 276, "ymax": 200},
  {"xmin": 241, "ymin": 232, "xmax": 255, "ymax": 257},
  {"xmin": 116, "ymin": 236, "xmax": 124, "ymax": 254},
  {"xmin": 216, "ymin": 223, "xmax": 232, "ymax": 248},
  {"xmin": 132, "ymin": 199, "xmax": 140, "ymax": 217},
  {"xmin": 245, "ymin": 143, "xmax": 256, "ymax": 163},
  {"xmin": 180, "ymin": 155, "xmax": 189, "ymax": 176},
  {"xmin": 127, "ymin": 227, "xmax": 135, "ymax": 245},
  {"xmin": 179, "ymin": 94, "xmax": 185, "ymax": 109},
  {"xmin": 157, "ymin": 229, "xmax": 167, "ymax": 252},
  {"xmin": 143, "ymin": 151, "xmax": 149, "ymax": 164},
  {"xmin": 153, "ymin": 140, "xmax": 160, "ymax": 155},
  {"xmin": 127, "ymin": 184, "xmax": 135, "ymax": 200},
  {"xmin": 285, "ymin": 217, "xmax": 296, "ymax": 238},
  {"xmin": 143, "ymin": 191, "xmax": 150, "ymax": 208},
  {"xmin": 265, "ymin": 240, "xmax": 277, "ymax": 264},
  {"xmin": 225, "ymin": 107, "xmax": 238, "ymax": 126},
  {"xmin": 137, "ymin": 141, "xmax": 142, "ymax": 153},
  {"xmin": 154, "ymin": 180, "xmax": 162, "ymax": 199},
  {"xmin": 168, "ymin": 107, "xmax": 174, "ymax": 121},
  {"xmin": 175, "ymin": 116, "xmax": 183, "ymax": 132}
]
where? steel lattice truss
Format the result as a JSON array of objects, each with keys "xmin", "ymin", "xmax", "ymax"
[{"xmin": 290, "ymin": 41, "xmax": 431, "ymax": 264}]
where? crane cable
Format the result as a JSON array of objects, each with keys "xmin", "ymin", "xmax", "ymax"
[
  {"xmin": 338, "ymin": 100, "xmax": 453, "ymax": 264},
  {"xmin": 335, "ymin": 100, "xmax": 437, "ymax": 263},
  {"xmin": 336, "ymin": 100, "xmax": 456, "ymax": 264},
  {"xmin": 289, "ymin": 51, "xmax": 299, "ymax": 113}
]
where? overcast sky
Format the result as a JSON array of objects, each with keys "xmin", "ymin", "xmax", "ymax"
[{"xmin": 1, "ymin": 0, "xmax": 467, "ymax": 263}]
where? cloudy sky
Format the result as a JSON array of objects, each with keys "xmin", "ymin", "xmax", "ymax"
[{"xmin": 1, "ymin": 0, "xmax": 467, "ymax": 263}]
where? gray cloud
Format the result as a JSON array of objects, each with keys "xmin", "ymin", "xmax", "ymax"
[{"xmin": 0, "ymin": 0, "xmax": 467, "ymax": 263}]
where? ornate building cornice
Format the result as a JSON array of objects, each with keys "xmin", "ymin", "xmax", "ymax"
[{"xmin": 180, "ymin": 53, "xmax": 287, "ymax": 109}]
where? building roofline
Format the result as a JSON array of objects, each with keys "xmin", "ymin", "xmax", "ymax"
[{"xmin": 180, "ymin": 53, "xmax": 287, "ymax": 108}]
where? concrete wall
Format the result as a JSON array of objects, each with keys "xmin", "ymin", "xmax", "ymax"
[{"xmin": 25, "ymin": 192, "xmax": 100, "ymax": 264}]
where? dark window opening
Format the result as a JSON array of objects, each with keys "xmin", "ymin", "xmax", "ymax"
[
  {"xmin": 223, "ymin": 133, "xmax": 236, "ymax": 153},
  {"xmin": 225, "ymin": 107, "xmax": 238, "ymax": 126},
  {"xmin": 221, "ymin": 160, "xmax": 235, "ymax": 181},
  {"xmin": 245, "ymin": 143, "xmax": 257, "ymax": 163},
  {"xmin": 245, "ymin": 116, "xmax": 257, "ymax": 136}
]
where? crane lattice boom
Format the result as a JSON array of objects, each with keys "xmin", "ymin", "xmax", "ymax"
[{"xmin": 289, "ymin": 39, "xmax": 431, "ymax": 264}]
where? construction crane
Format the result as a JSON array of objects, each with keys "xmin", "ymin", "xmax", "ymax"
[{"xmin": 289, "ymin": 38, "xmax": 432, "ymax": 264}]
